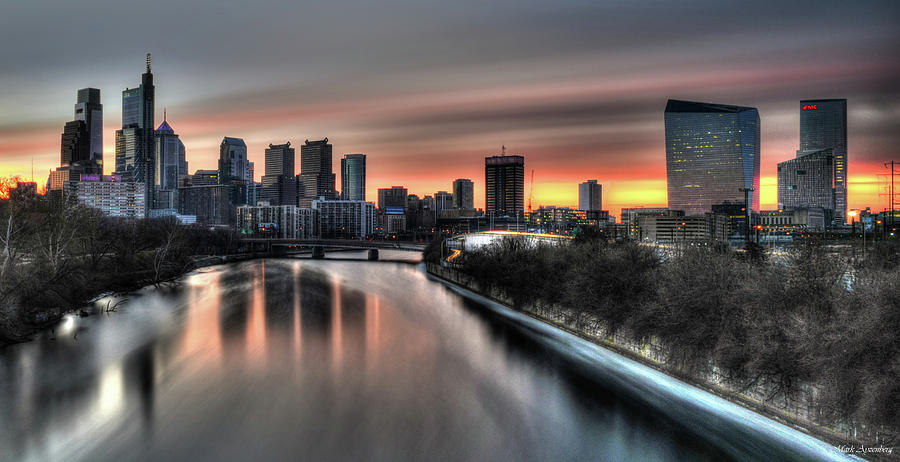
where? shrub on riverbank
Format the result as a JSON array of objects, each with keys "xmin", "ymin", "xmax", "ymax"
[
  {"xmin": 0, "ymin": 190, "xmax": 241, "ymax": 345},
  {"xmin": 455, "ymin": 236, "xmax": 898, "ymax": 442}
]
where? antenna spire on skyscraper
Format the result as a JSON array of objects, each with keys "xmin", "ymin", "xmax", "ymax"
[{"xmin": 146, "ymin": 53, "xmax": 152, "ymax": 72}]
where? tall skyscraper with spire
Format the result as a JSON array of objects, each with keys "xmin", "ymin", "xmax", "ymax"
[
  {"xmin": 154, "ymin": 111, "xmax": 188, "ymax": 208},
  {"xmin": 115, "ymin": 53, "xmax": 155, "ymax": 213}
]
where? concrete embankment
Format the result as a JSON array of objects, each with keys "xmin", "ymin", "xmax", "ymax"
[{"xmin": 425, "ymin": 262, "xmax": 895, "ymax": 461}]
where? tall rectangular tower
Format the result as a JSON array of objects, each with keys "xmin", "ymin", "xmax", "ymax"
[
  {"xmin": 665, "ymin": 99, "xmax": 760, "ymax": 216},
  {"xmin": 298, "ymin": 138, "xmax": 336, "ymax": 207},
  {"xmin": 485, "ymin": 154, "xmax": 524, "ymax": 216},
  {"xmin": 265, "ymin": 142, "xmax": 295, "ymax": 177},
  {"xmin": 800, "ymin": 99, "xmax": 847, "ymax": 224},
  {"xmin": 154, "ymin": 116, "xmax": 187, "ymax": 196},
  {"xmin": 341, "ymin": 153, "xmax": 366, "ymax": 201},
  {"xmin": 578, "ymin": 180, "xmax": 602, "ymax": 212},
  {"xmin": 74, "ymin": 88, "xmax": 103, "ymax": 172},
  {"xmin": 261, "ymin": 142, "xmax": 297, "ymax": 206},
  {"xmin": 218, "ymin": 137, "xmax": 251, "ymax": 205},
  {"xmin": 115, "ymin": 54, "xmax": 155, "ymax": 213},
  {"xmin": 452, "ymin": 178, "xmax": 474, "ymax": 210}
]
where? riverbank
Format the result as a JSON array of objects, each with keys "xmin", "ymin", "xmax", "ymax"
[
  {"xmin": 0, "ymin": 253, "xmax": 258, "ymax": 348},
  {"xmin": 425, "ymin": 261, "xmax": 896, "ymax": 461}
]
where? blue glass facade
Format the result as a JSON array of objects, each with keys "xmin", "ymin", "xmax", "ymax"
[
  {"xmin": 341, "ymin": 153, "xmax": 366, "ymax": 201},
  {"xmin": 665, "ymin": 100, "xmax": 760, "ymax": 216},
  {"xmin": 114, "ymin": 54, "xmax": 155, "ymax": 214},
  {"xmin": 800, "ymin": 99, "xmax": 846, "ymax": 224}
]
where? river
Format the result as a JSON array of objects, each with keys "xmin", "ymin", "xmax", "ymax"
[{"xmin": 0, "ymin": 252, "xmax": 856, "ymax": 461}]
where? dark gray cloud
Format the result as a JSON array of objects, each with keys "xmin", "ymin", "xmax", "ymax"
[{"xmin": 1, "ymin": 0, "xmax": 899, "ymax": 206}]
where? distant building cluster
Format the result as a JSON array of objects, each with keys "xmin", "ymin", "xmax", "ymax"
[{"xmin": 39, "ymin": 54, "xmax": 861, "ymax": 244}]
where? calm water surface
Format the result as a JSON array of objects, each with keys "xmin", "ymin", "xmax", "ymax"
[{"xmin": 0, "ymin": 253, "xmax": 852, "ymax": 461}]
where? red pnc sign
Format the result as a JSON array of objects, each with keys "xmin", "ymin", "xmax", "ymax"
[{"xmin": 803, "ymin": 105, "xmax": 818, "ymax": 110}]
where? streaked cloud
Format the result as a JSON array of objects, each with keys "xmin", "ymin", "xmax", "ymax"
[{"xmin": 1, "ymin": 0, "xmax": 898, "ymax": 216}]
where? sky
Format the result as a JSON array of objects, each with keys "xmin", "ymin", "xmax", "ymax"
[{"xmin": 1, "ymin": 0, "xmax": 899, "ymax": 217}]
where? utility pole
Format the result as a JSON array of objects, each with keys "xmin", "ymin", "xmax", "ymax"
[{"xmin": 879, "ymin": 161, "xmax": 900, "ymax": 238}]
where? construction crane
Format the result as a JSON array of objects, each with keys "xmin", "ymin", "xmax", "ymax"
[{"xmin": 528, "ymin": 169, "xmax": 535, "ymax": 213}]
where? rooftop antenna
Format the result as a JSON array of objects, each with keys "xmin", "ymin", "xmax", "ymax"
[
  {"xmin": 501, "ymin": 145, "xmax": 506, "ymax": 156},
  {"xmin": 164, "ymin": 107, "xmax": 167, "ymax": 122},
  {"xmin": 146, "ymin": 53, "xmax": 152, "ymax": 72}
]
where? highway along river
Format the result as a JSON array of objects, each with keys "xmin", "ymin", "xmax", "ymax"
[{"xmin": 0, "ymin": 252, "xmax": 855, "ymax": 461}]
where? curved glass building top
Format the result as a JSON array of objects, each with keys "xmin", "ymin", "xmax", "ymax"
[{"xmin": 665, "ymin": 99, "xmax": 760, "ymax": 216}]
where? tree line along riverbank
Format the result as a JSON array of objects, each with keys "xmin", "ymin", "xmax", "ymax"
[
  {"xmin": 424, "ymin": 234, "xmax": 899, "ymax": 453},
  {"xmin": 0, "ymin": 190, "xmax": 246, "ymax": 346}
]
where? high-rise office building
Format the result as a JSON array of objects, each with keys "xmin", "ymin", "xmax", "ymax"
[
  {"xmin": 298, "ymin": 138, "xmax": 336, "ymax": 207},
  {"xmin": 341, "ymin": 153, "xmax": 366, "ymax": 201},
  {"xmin": 74, "ymin": 88, "xmax": 103, "ymax": 171},
  {"xmin": 191, "ymin": 169, "xmax": 218, "ymax": 186},
  {"xmin": 265, "ymin": 142, "xmax": 294, "ymax": 176},
  {"xmin": 218, "ymin": 137, "xmax": 251, "ymax": 205},
  {"xmin": 777, "ymin": 148, "xmax": 835, "ymax": 217},
  {"xmin": 452, "ymin": 178, "xmax": 474, "ymax": 210},
  {"xmin": 378, "ymin": 186, "xmax": 408, "ymax": 210},
  {"xmin": 154, "ymin": 115, "xmax": 188, "ymax": 207},
  {"xmin": 434, "ymin": 191, "xmax": 453, "ymax": 218},
  {"xmin": 800, "ymin": 99, "xmax": 847, "ymax": 224},
  {"xmin": 578, "ymin": 180, "xmax": 602, "ymax": 212},
  {"xmin": 53, "ymin": 89, "xmax": 103, "ymax": 191},
  {"xmin": 664, "ymin": 99, "xmax": 760, "ymax": 216},
  {"xmin": 178, "ymin": 184, "xmax": 233, "ymax": 225},
  {"xmin": 261, "ymin": 142, "xmax": 297, "ymax": 206},
  {"xmin": 378, "ymin": 186, "xmax": 408, "ymax": 233},
  {"xmin": 60, "ymin": 120, "xmax": 91, "ymax": 168},
  {"xmin": 312, "ymin": 199, "xmax": 375, "ymax": 239},
  {"xmin": 485, "ymin": 154, "xmax": 524, "ymax": 216},
  {"xmin": 115, "ymin": 54, "xmax": 156, "ymax": 213},
  {"xmin": 219, "ymin": 137, "xmax": 251, "ymax": 182}
]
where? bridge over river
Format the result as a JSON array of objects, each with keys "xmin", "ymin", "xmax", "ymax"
[{"xmin": 239, "ymin": 238, "xmax": 425, "ymax": 259}]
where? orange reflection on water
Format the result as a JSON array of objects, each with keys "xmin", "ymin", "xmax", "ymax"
[
  {"xmin": 292, "ymin": 264, "xmax": 302, "ymax": 361},
  {"xmin": 179, "ymin": 271, "xmax": 223, "ymax": 365},
  {"xmin": 330, "ymin": 275, "xmax": 343, "ymax": 373},
  {"xmin": 245, "ymin": 261, "xmax": 268, "ymax": 364}
]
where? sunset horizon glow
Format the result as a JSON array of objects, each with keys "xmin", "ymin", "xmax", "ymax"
[{"xmin": 1, "ymin": 1, "xmax": 898, "ymax": 219}]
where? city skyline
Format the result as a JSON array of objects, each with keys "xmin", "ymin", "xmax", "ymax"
[{"xmin": 1, "ymin": 1, "xmax": 899, "ymax": 217}]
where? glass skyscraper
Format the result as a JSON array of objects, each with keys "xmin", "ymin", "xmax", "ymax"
[
  {"xmin": 74, "ymin": 88, "xmax": 103, "ymax": 173},
  {"xmin": 799, "ymin": 99, "xmax": 847, "ymax": 224},
  {"xmin": 777, "ymin": 148, "xmax": 835, "ymax": 220},
  {"xmin": 341, "ymin": 153, "xmax": 366, "ymax": 201},
  {"xmin": 664, "ymin": 99, "xmax": 760, "ymax": 216},
  {"xmin": 154, "ymin": 115, "xmax": 188, "ymax": 208},
  {"xmin": 115, "ymin": 54, "xmax": 155, "ymax": 213}
]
